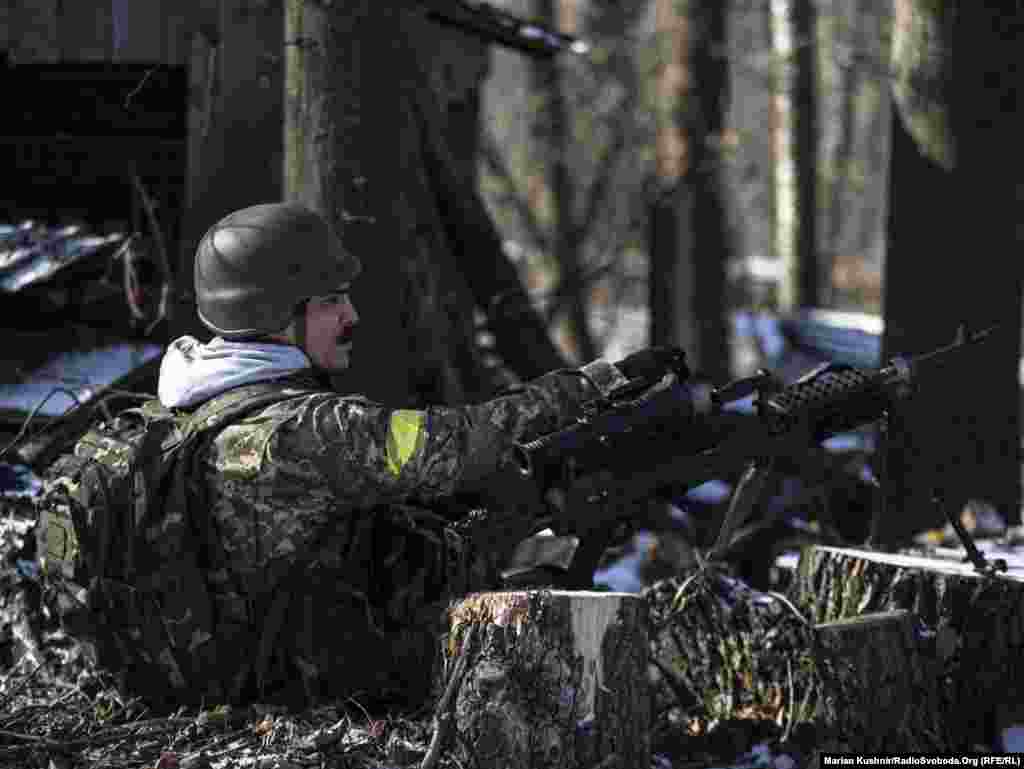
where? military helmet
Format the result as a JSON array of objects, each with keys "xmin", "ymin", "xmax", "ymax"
[{"xmin": 195, "ymin": 202, "xmax": 361, "ymax": 339}]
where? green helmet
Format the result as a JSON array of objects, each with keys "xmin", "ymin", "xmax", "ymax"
[{"xmin": 195, "ymin": 202, "xmax": 361, "ymax": 339}]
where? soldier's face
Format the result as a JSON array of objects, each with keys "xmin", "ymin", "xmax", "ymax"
[{"xmin": 304, "ymin": 286, "xmax": 359, "ymax": 371}]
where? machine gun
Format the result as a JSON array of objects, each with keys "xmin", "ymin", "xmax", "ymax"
[{"xmin": 500, "ymin": 323, "xmax": 1003, "ymax": 588}]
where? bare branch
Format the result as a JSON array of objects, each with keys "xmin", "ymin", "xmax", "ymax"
[
  {"xmin": 572, "ymin": 89, "xmax": 639, "ymax": 250},
  {"xmin": 479, "ymin": 129, "xmax": 550, "ymax": 252}
]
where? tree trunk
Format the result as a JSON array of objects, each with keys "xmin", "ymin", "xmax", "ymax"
[
  {"xmin": 649, "ymin": 0, "xmax": 695, "ymax": 366},
  {"xmin": 283, "ymin": 1, "xmax": 565, "ymax": 406},
  {"xmin": 793, "ymin": 545, "xmax": 1024, "ymax": 749},
  {"xmin": 649, "ymin": 0, "xmax": 731, "ymax": 383},
  {"xmin": 175, "ymin": 0, "xmax": 284, "ymax": 341},
  {"xmin": 529, "ymin": 0, "xmax": 597, "ymax": 365},
  {"xmin": 879, "ymin": 0, "xmax": 1022, "ymax": 544},
  {"xmin": 819, "ymin": 0, "xmax": 857, "ymax": 310},
  {"xmin": 440, "ymin": 590, "xmax": 650, "ymax": 769},
  {"xmin": 946, "ymin": 3, "xmax": 1023, "ymax": 528},
  {"xmin": 889, "ymin": 0, "xmax": 955, "ymax": 172},
  {"xmin": 688, "ymin": 1, "xmax": 733, "ymax": 383},
  {"xmin": 771, "ymin": 0, "xmax": 817, "ymax": 312}
]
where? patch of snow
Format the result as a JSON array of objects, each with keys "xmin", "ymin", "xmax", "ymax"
[
  {"xmin": 804, "ymin": 308, "xmax": 884, "ymax": 337},
  {"xmin": 1003, "ymin": 726, "xmax": 1024, "ymax": 751},
  {"xmin": 774, "ymin": 551, "xmax": 801, "ymax": 572},
  {"xmin": 0, "ymin": 341, "xmax": 162, "ymax": 418},
  {"xmin": 687, "ymin": 480, "xmax": 733, "ymax": 505},
  {"xmin": 0, "ymin": 463, "xmax": 42, "ymax": 498},
  {"xmin": 593, "ymin": 532, "xmax": 657, "ymax": 593}
]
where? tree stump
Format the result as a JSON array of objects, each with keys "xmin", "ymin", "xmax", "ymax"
[
  {"xmin": 645, "ymin": 570, "xmax": 821, "ymax": 732},
  {"xmin": 645, "ymin": 569, "xmax": 948, "ymax": 753},
  {"xmin": 814, "ymin": 610, "xmax": 947, "ymax": 753},
  {"xmin": 440, "ymin": 590, "xmax": 649, "ymax": 769},
  {"xmin": 793, "ymin": 545, "xmax": 1024, "ymax": 748}
]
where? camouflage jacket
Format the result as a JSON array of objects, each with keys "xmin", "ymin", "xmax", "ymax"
[{"xmin": 157, "ymin": 336, "xmax": 630, "ymax": 703}]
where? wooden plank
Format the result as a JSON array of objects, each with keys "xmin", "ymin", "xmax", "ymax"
[
  {"xmin": 110, "ymin": 0, "xmax": 163, "ymax": 62},
  {"xmin": 58, "ymin": 0, "xmax": 112, "ymax": 60},
  {"xmin": 10, "ymin": 0, "xmax": 60, "ymax": 63}
]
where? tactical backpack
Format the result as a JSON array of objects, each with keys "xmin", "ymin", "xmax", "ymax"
[{"xmin": 37, "ymin": 382, "xmax": 312, "ymax": 710}]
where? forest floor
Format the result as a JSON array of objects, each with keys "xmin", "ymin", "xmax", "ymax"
[
  {"xmin": 2, "ymin": 487, "xmax": 1023, "ymax": 769},
  {"xmin": 1, "ymin": 308, "xmax": 1021, "ymax": 767}
]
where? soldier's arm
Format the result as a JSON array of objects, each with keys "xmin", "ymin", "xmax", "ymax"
[{"xmin": 272, "ymin": 360, "xmax": 629, "ymax": 506}]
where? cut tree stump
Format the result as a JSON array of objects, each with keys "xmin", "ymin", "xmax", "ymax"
[
  {"xmin": 439, "ymin": 590, "xmax": 649, "ymax": 769},
  {"xmin": 793, "ymin": 545, "xmax": 1024, "ymax": 749},
  {"xmin": 645, "ymin": 569, "xmax": 949, "ymax": 753},
  {"xmin": 813, "ymin": 609, "xmax": 947, "ymax": 753},
  {"xmin": 646, "ymin": 570, "xmax": 821, "ymax": 733}
]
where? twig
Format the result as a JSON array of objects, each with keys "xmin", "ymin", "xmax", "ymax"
[
  {"xmin": 420, "ymin": 626, "xmax": 475, "ymax": 769},
  {"xmin": 0, "ymin": 716, "xmax": 195, "ymax": 755},
  {"xmin": 0, "ymin": 386, "xmax": 83, "ymax": 462},
  {"xmin": 131, "ymin": 173, "xmax": 174, "ymax": 334},
  {"xmin": 123, "ymin": 66, "xmax": 159, "ymax": 110},
  {"xmin": 782, "ymin": 657, "xmax": 796, "ymax": 742},
  {"xmin": 767, "ymin": 590, "xmax": 811, "ymax": 627},
  {"xmin": 479, "ymin": 128, "xmax": 549, "ymax": 251},
  {"xmin": 0, "ymin": 661, "xmax": 43, "ymax": 712}
]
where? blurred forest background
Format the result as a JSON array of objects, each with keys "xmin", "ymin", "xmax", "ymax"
[{"xmin": 476, "ymin": 0, "xmax": 891, "ymax": 375}]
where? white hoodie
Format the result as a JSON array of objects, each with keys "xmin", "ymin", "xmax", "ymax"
[{"xmin": 158, "ymin": 336, "xmax": 312, "ymax": 409}]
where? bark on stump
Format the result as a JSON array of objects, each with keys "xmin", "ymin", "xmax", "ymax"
[
  {"xmin": 440, "ymin": 590, "xmax": 650, "ymax": 769},
  {"xmin": 646, "ymin": 570, "xmax": 821, "ymax": 733},
  {"xmin": 793, "ymin": 545, "xmax": 1024, "ymax": 749},
  {"xmin": 645, "ymin": 569, "xmax": 948, "ymax": 753},
  {"xmin": 813, "ymin": 610, "xmax": 947, "ymax": 753}
]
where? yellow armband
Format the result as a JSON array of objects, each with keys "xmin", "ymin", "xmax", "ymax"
[{"xmin": 386, "ymin": 409, "xmax": 426, "ymax": 476}]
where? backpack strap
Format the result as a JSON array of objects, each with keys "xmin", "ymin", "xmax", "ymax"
[
  {"xmin": 167, "ymin": 380, "xmax": 322, "ymax": 702},
  {"xmin": 180, "ymin": 380, "xmax": 320, "ymax": 440}
]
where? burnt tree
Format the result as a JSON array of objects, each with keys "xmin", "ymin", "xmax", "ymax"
[{"xmin": 283, "ymin": 0, "xmax": 566, "ymax": 407}]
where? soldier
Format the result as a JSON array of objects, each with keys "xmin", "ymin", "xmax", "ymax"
[{"xmin": 108, "ymin": 202, "xmax": 680, "ymax": 708}]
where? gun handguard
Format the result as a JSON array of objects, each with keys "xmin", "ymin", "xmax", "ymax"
[
  {"xmin": 758, "ymin": 359, "xmax": 912, "ymax": 439},
  {"xmin": 518, "ymin": 360, "xmax": 915, "ymax": 548}
]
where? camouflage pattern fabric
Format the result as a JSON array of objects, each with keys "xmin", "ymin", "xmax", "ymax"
[
  {"xmin": 197, "ymin": 359, "xmax": 629, "ymax": 706},
  {"xmin": 38, "ymin": 383, "xmax": 324, "ymax": 708}
]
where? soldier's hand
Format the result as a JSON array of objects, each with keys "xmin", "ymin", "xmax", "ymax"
[{"xmin": 614, "ymin": 346, "xmax": 689, "ymax": 384}]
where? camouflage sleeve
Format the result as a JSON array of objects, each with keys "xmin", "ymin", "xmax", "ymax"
[{"xmin": 268, "ymin": 359, "xmax": 629, "ymax": 507}]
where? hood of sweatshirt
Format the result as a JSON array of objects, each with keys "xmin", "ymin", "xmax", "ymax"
[{"xmin": 158, "ymin": 335, "xmax": 312, "ymax": 409}]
